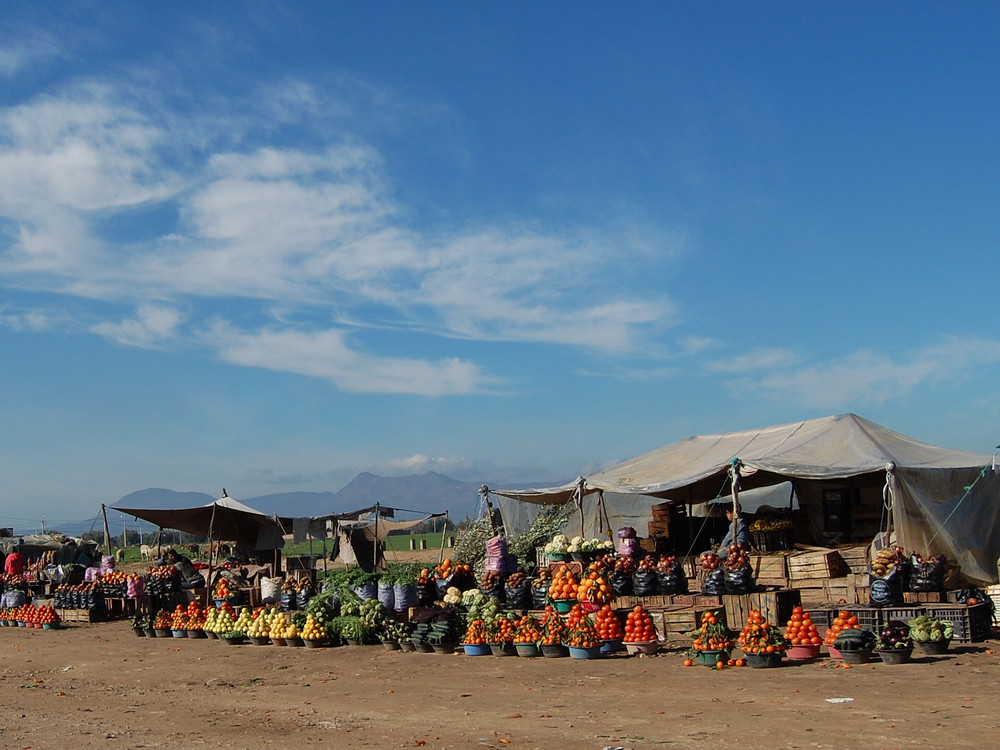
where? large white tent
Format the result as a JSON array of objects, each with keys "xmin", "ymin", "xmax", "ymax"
[{"xmin": 490, "ymin": 414, "xmax": 1000, "ymax": 583}]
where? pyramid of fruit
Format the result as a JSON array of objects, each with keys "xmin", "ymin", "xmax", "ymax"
[
  {"xmin": 301, "ymin": 613, "xmax": 328, "ymax": 641},
  {"xmin": 594, "ymin": 605, "xmax": 624, "ymax": 641},
  {"xmin": 547, "ymin": 564, "xmax": 580, "ymax": 601},
  {"xmin": 539, "ymin": 605, "xmax": 566, "ymax": 645},
  {"xmin": 624, "ymin": 604, "xmax": 659, "ymax": 644}
]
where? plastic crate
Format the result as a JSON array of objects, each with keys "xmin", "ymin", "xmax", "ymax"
[
  {"xmin": 804, "ymin": 608, "xmax": 835, "ymax": 630},
  {"xmin": 880, "ymin": 606, "xmax": 924, "ymax": 627},
  {"xmin": 929, "ymin": 603, "xmax": 992, "ymax": 643}
]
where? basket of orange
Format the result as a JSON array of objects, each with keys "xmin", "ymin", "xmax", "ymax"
[{"xmin": 737, "ymin": 609, "xmax": 787, "ymax": 668}]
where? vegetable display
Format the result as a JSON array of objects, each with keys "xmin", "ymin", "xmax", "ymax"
[
  {"xmin": 876, "ymin": 620, "xmax": 912, "ymax": 650},
  {"xmin": 907, "ymin": 615, "xmax": 954, "ymax": 643},
  {"xmin": 824, "ymin": 610, "xmax": 861, "ymax": 646}
]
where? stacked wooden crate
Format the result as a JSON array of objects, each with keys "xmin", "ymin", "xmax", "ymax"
[
  {"xmin": 788, "ymin": 549, "xmax": 847, "ymax": 602},
  {"xmin": 647, "ymin": 502, "xmax": 671, "ymax": 538},
  {"xmin": 750, "ymin": 553, "xmax": 791, "ymax": 588}
]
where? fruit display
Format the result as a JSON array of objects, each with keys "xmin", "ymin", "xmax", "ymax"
[
  {"xmin": 824, "ymin": 610, "xmax": 861, "ymax": 646},
  {"xmin": 170, "ymin": 604, "xmax": 189, "ymax": 631},
  {"xmin": 613, "ymin": 555, "xmax": 637, "ymax": 575},
  {"xmin": 576, "ymin": 568, "xmax": 612, "ymax": 606},
  {"xmin": 184, "ymin": 601, "xmax": 205, "ymax": 631},
  {"xmin": 152, "ymin": 610, "xmax": 172, "ymax": 631},
  {"xmin": 213, "ymin": 577, "xmax": 235, "ymax": 600},
  {"xmin": 563, "ymin": 604, "xmax": 601, "ymax": 648},
  {"xmin": 783, "ymin": 607, "xmax": 821, "ymax": 647},
  {"xmin": 512, "ymin": 614, "xmax": 543, "ymax": 643},
  {"xmin": 488, "ymin": 616, "xmax": 517, "ymax": 644},
  {"xmin": 748, "ymin": 517, "xmax": 793, "ymax": 532},
  {"xmin": 96, "ymin": 570, "xmax": 128, "ymax": 596},
  {"xmin": 698, "ymin": 552, "xmax": 721, "ymax": 571},
  {"xmin": 538, "ymin": 605, "xmax": 566, "ymax": 645},
  {"xmin": 736, "ymin": 609, "xmax": 786, "ymax": 655},
  {"xmin": 690, "ymin": 609, "xmax": 733, "ymax": 652},
  {"xmin": 462, "ymin": 618, "xmax": 489, "ymax": 645},
  {"xmin": 547, "ymin": 564, "xmax": 580, "ymax": 602},
  {"xmin": 623, "ymin": 604, "xmax": 658, "ymax": 644},
  {"xmin": 722, "ymin": 544, "xmax": 750, "ymax": 570},
  {"xmin": 594, "ymin": 605, "xmax": 624, "ymax": 641}
]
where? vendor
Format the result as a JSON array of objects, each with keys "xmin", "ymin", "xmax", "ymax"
[
  {"xmin": 718, "ymin": 505, "xmax": 750, "ymax": 558},
  {"xmin": 4, "ymin": 550, "xmax": 25, "ymax": 576},
  {"xmin": 165, "ymin": 548, "xmax": 206, "ymax": 590}
]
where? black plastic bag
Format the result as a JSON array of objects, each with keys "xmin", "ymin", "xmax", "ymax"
[
  {"xmin": 531, "ymin": 582, "xmax": 550, "ymax": 609},
  {"xmin": 633, "ymin": 570, "xmax": 659, "ymax": 597},
  {"xmin": 701, "ymin": 568, "xmax": 726, "ymax": 596},
  {"xmin": 504, "ymin": 580, "xmax": 531, "ymax": 610},
  {"xmin": 416, "ymin": 581, "xmax": 438, "ymax": 606},
  {"xmin": 657, "ymin": 570, "xmax": 688, "ymax": 595},
  {"xmin": 611, "ymin": 571, "xmax": 634, "ymax": 598},
  {"xmin": 480, "ymin": 582, "xmax": 506, "ymax": 603},
  {"xmin": 723, "ymin": 566, "xmax": 754, "ymax": 595},
  {"xmin": 908, "ymin": 554, "xmax": 945, "ymax": 592}
]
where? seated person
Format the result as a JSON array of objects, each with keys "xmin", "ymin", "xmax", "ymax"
[{"xmin": 165, "ymin": 548, "xmax": 206, "ymax": 590}]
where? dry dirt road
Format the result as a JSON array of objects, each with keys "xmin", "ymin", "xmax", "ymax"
[{"xmin": 1, "ymin": 620, "xmax": 999, "ymax": 750}]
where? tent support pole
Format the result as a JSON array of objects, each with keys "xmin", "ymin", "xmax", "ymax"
[
  {"xmin": 101, "ymin": 504, "xmax": 112, "ymax": 557},
  {"xmin": 439, "ymin": 511, "xmax": 449, "ymax": 563},
  {"xmin": 730, "ymin": 459, "xmax": 741, "ymax": 547},
  {"xmin": 206, "ymin": 502, "xmax": 218, "ymax": 607}
]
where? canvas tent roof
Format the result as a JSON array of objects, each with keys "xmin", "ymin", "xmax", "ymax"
[
  {"xmin": 491, "ymin": 414, "xmax": 1000, "ymax": 583},
  {"xmin": 115, "ymin": 496, "xmax": 293, "ymax": 554}
]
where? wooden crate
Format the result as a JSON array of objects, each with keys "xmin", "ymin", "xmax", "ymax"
[
  {"xmin": 788, "ymin": 550, "xmax": 846, "ymax": 581},
  {"xmin": 751, "ymin": 554, "xmax": 790, "ymax": 579},
  {"xmin": 59, "ymin": 608, "xmax": 100, "ymax": 623},
  {"xmin": 657, "ymin": 605, "xmax": 722, "ymax": 639},
  {"xmin": 836, "ymin": 544, "xmax": 869, "ymax": 575},
  {"xmin": 824, "ymin": 574, "xmax": 864, "ymax": 605},
  {"xmin": 722, "ymin": 589, "xmax": 801, "ymax": 631},
  {"xmin": 903, "ymin": 591, "xmax": 948, "ymax": 604}
]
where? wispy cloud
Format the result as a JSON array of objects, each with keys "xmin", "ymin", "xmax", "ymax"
[
  {"xmin": 91, "ymin": 304, "xmax": 184, "ymax": 348},
  {"xmin": 0, "ymin": 71, "xmax": 678, "ymax": 393},
  {"xmin": 725, "ymin": 337, "xmax": 1000, "ymax": 407},
  {"xmin": 205, "ymin": 322, "xmax": 495, "ymax": 395},
  {"xmin": 0, "ymin": 33, "xmax": 63, "ymax": 78}
]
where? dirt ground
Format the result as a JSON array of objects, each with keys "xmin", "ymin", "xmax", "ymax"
[{"xmin": 2, "ymin": 617, "xmax": 999, "ymax": 750}]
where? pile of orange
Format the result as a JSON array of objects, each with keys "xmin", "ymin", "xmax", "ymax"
[
  {"xmin": 547, "ymin": 564, "xmax": 580, "ymax": 601},
  {"xmin": 623, "ymin": 605, "xmax": 658, "ymax": 643}
]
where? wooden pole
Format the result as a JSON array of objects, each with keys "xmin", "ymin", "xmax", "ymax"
[
  {"xmin": 730, "ymin": 458, "xmax": 741, "ymax": 547},
  {"xmin": 101, "ymin": 504, "xmax": 112, "ymax": 556}
]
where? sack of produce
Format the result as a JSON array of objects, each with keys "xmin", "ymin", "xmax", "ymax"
[
  {"xmin": 480, "ymin": 570, "xmax": 506, "ymax": 603},
  {"xmin": 633, "ymin": 555, "xmax": 659, "ymax": 597},
  {"xmin": 394, "ymin": 582, "xmax": 418, "ymax": 611},
  {"xmin": 416, "ymin": 580, "xmax": 438, "ymax": 606},
  {"xmin": 908, "ymin": 553, "xmax": 946, "ymax": 592},
  {"xmin": 869, "ymin": 546, "xmax": 905, "ymax": 606},
  {"xmin": 701, "ymin": 568, "xmax": 726, "ymax": 596},
  {"xmin": 260, "ymin": 576, "xmax": 282, "ymax": 602},
  {"xmin": 351, "ymin": 581, "xmax": 378, "ymax": 601},
  {"xmin": 723, "ymin": 566, "xmax": 754, "ymax": 594},
  {"xmin": 530, "ymin": 578, "xmax": 550, "ymax": 609},
  {"xmin": 656, "ymin": 556, "xmax": 688, "ymax": 595},
  {"xmin": 377, "ymin": 581, "xmax": 396, "ymax": 611},
  {"xmin": 611, "ymin": 570, "xmax": 634, "ymax": 597},
  {"xmin": 504, "ymin": 572, "xmax": 531, "ymax": 610}
]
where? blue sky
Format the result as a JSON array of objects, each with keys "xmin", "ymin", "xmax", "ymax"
[{"xmin": 2, "ymin": 2, "xmax": 999, "ymax": 529}]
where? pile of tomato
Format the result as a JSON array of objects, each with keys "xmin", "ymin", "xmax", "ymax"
[
  {"xmin": 623, "ymin": 604, "xmax": 658, "ymax": 643},
  {"xmin": 594, "ymin": 605, "xmax": 624, "ymax": 641},
  {"xmin": 784, "ymin": 606, "xmax": 822, "ymax": 646}
]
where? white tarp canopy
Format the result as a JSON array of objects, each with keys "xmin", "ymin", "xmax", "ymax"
[{"xmin": 491, "ymin": 414, "xmax": 1000, "ymax": 583}]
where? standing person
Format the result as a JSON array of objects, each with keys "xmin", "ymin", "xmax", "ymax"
[
  {"xmin": 165, "ymin": 548, "xmax": 205, "ymax": 590},
  {"xmin": 4, "ymin": 550, "xmax": 25, "ymax": 576}
]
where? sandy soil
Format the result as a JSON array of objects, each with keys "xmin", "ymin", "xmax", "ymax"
[{"xmin": 2, "ymin": 618, "xmax": 999, "ymax": 750}]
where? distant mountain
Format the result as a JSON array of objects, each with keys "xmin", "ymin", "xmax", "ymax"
[{"xmin": 44, "ymin": 472, "xmax": 561, "ymax": 538}]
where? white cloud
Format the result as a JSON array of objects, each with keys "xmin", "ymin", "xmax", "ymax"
[
  {"xmin": 91, "ymin": 304, "xmax": 184, "ymax": 348},
  {"xmin": 0, "ymin": 306, "xmax": 60, "ymax": 331},
  {"xmin": 206, "ymin": 323, "xmax": 495, "ymax": 395},
  {"xmin": 727, "ymin": 337, "xmax": 1000, "ymax": 407},
  {"xmin": 0, "ymin": 71, "xmax": 679, "ymax": 393},
  {"xmin": 379, "ymin": 454, "xmax": 477, "ymax": 476},
  {"xmin": 0, "ymin": 34, "xmax": 62, "ymax": 78},
  {"xmin": 707, "ymin": 347, "xmax": 802, "ymax": 373}
]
